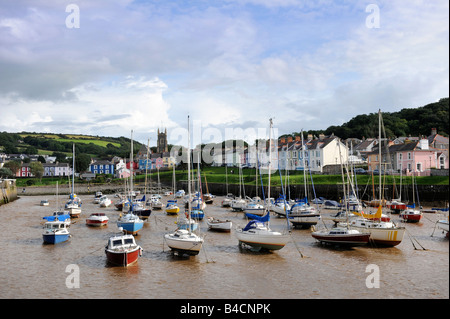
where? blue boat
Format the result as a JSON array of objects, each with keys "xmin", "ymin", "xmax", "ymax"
[
  {"xmin": 190, "ymin": 209, "xmax": 204, "ymax": 220},
  {"xmin": 42, "ymin": 220, "xmax": 70, "ymax": 244},
  {"xmin": 117, "ymin": 212, "xmax": 144, "ymax": 235}
]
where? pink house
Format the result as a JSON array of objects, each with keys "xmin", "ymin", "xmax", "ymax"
[{"xmin": 396, "ymin": 139, "xmax": 448, "ymax": 176}]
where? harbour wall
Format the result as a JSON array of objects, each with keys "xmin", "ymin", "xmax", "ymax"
[
  {"xmin": 0, "ymin": 179, "xmax": 18, "ymax": 206},
  {"xmin": 15, "ymin": 181, "xmax": 449, "ymax": 207}
]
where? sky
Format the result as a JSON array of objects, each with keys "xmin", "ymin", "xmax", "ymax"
[{"xmin": 0, "ymin": 0, "xmax": 448, "ymax": 147}]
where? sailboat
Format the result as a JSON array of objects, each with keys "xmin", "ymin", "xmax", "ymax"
[
  {"xmin": 231, "ymin": 164, "xmax": 247, "ymax": 212},
  {"xmin": 344, "ymin": 110, "xmax": 405, "ymax": 247},
  {"xmin": 311, "ymin": 142, "xmax": 371, "ymax": 247},
  {"xmin": 164, "ymin": 116, "xmax": 204, "ymax": 256},
  {"xmin": 399, "ymin": 171, "xmax": 423, "ymax": 223},
  {"xmin": 288, "ymin": 133, "xmax": 320, "ymax": 228},
  {"xmin": 42, "ymin": 182, "xmax": 71, "ymax": 227},
  {"xmin": 165, "ymin": 165, "xmax": 180, "ymax": 215},
  {"xmin": 66, "ymin": 144, "xmax": 82, "ymax": 218},
  {"xmin": 221, "ymin": 166, "xmax": 234, "ymax": 207},
  {"xmin": 117, "ymin": 130, "xmax": 144, "ymax": 235},
  {"xmin": 235, "ymin": 118, "xmax": 290, "ymax": 251},
  {"xmin": 203, "ymin": 175, "xmax": 214, "ymax": 204}
]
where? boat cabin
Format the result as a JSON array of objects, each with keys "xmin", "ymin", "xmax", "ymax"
[
  {"xmin": 44, "ymin": 221, "xmax": 68, "ymax": 230},
  {"xmin": 106, "ymin": 235, "xmax": 137, "ymax": 250}
]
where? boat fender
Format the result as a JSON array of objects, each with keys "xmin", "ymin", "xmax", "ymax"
[{"xmin": 139, "ymin": 248, "xmax": 143, "ymax": 256}]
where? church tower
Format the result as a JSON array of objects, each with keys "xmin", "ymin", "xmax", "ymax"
[{"xmin": 157, "ymin": 128, "xmax": 168, "ymax": 153}]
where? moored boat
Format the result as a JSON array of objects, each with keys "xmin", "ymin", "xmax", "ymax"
[
  {"xmin": 117, "ymin": 212, "xmax": 144, "ymax": 235},
  {"xmin": 206, "ymin": 217, "xmax": 232, "ymax": 232},
  {"xmin": 399, "ymin": 207, "xmax": 423, "ymax": 223},
  {"xmin": 311, "ymin": 227, "xmax": 371, "ymax": 246},
  {"xmin": 164, "ymin": 229, "xmax": 203, "ymax": 256},
  {"xmin": 105, "ymin": 232, "xmax": 143, "ymax": 266},
  {"xmin": 165, "ymin": 200, "xmax": 180, "ymax": 215},
  {"xmin": 42, "ymin": 220, "xmax": 70, "ymax": 244},
  {"xmin": 86, "ymin": 212, "xmax": 109, "ymax": 227}
]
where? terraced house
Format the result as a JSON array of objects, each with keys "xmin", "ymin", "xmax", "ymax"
[{"xmin": 89, "ymin": 160, "xmax": 115, "ymax": 175}]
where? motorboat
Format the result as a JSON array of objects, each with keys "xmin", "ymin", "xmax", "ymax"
[
  {"xmin": 43, "ymin": 211, "xmax": 71, "ymax": 227},
  {"xmin": 105, "ymin": 232, "xmax": 142, "ymax": 266},
  {"xmin": 399, "ymin": 207, "xmax": 423, "ymax": 223},
  {"xmin": 42, "ymin": 220, "xmax": 70, "ymax": 244},
  {"xmin": 86, "ymin": 212, "xmax": 109, "ymax": 227},
  {"xmin": 99, "ymin": 195, "xmax": 112, "ymax": 208},
  {"xmin": 40, "ymin": 199, "xmax": 49, "ymax": 206}
]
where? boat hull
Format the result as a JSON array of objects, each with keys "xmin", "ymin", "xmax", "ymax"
[
  {"xmin": 235, "ymin": 230, "xmax": 289, "ymax": 251},
  {"xmin": 43, "ymin": 233, "xmax": 70, "ymax": 244},
  {"xmin": 206, "ymin": 218, "xmax": 232, "ymax": 232},
  {"xmin": 190, "ymin": 210, "xmax": 205, "ymax": 220},
  {"xmin": 86, "ymin": 219, "xmax": 108, "ymax": 227},
  {"xmin": 105, "ymin": 246, "xmax": 142, "ymax": 266},
  {"xmin": 311, "ymin": 232, "xmax": 370, "ymax": 246},
  {"xmin": 289, "ymin": 214, "xmax": 320, "ymax": 228},
  {"xmin": 399, "ymin": 211, "xmax": 422, "ymax": 223},
  {"xmin": 117, "ymin": 221, "xmax": 144, "ymax": 235},
  {"xmin": 350, "ymin": 221, "xmax": 406, "ymax": 247},
  {"xmin": 164, "ymin": 233, "xmax": 203, "ymax": 256},
  {"xmin": 166, "ymin": 207, "xmax": 180, "ymax": 215}
]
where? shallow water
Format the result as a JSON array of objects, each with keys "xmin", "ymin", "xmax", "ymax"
[{"xmin": 0, "ymin": 195, "xmax": 448, "ymax": 299}]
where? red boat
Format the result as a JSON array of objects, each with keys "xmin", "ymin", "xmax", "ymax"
[
  {"xmin": 399, "ymin": 208, "xmax": 422, "ymax": 223},
  {"xmin": 86, "ymin": 212, "xmax": 109, "ymax": 227},
  {"xmin": 105, "ymin": 234, "xmax": 143, "ymax": 267},
  {"xmin": 387, "ymin": 200, "xmax": 407, "ymax": 214}
]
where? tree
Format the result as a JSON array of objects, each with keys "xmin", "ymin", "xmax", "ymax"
[
  {"xmin": 30, "ymin": 162, "xmax": 44, "ymax": 181},
  {"xmin": 74, "ymin": 153, "xmax": 91, "ymax": 173},
  {"xmin": 3, "ymin": 160, "xmax": 21, "ymax": 176},
  {"xmin": 0, "ymin": 167, "xmax": 13, "ymax": 178}
]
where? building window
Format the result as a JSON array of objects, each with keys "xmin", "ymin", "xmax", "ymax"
[
  {"xmin": 407, "ymin": 152, "xmax": 411, "ymax": 160},
  {"xmin": 399, "ymin": 153, "xmax": 403, "ymax": 160},
  {"xmin": 416, "ymin": 163, "xmax": 422, "ymax": 172}
]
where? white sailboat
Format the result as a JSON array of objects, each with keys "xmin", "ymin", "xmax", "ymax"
[
  {"xmin": 66, "ymin": 144, "xmax": 81, "ymax": 218},
  {"xmin": 235, "ymin": 118, "xmax": 290, "ymax": 251},
  {"xmin": 164, "ymin": 116, "xmax": 203, "ymax": 256},
  {"xmin": 343, "ymin": 110, "xmax": 405, "ymax": 247}
]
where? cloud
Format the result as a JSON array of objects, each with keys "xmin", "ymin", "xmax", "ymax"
[{"xmin": 0, "ymin": 0, "xmax": 448, "ymax": 146}]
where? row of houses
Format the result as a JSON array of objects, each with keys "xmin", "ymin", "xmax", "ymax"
[
  {"xmin": 1, "ymin": 129, "xmax": 448, "ymax": 178},
  {"xmin": 210, "ymin": 129, "xmax": 449, "ymax": 176}
]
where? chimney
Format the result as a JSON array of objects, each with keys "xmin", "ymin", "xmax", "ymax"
[
  {"xmin": 280, "ymin": 137, "xmax": 286, "ymax": 144},
  {"xmin": 307, "ymin": 134, "xmax": 313, "ymax": 140},
  {"xmin": 319, "ymin": 133, "xmax": 325, "ymax": 140},
  {"xmin": 431, "ymin": 128, "xmax": 437, "ymax": 135},
  {"xmin": 418, "ymin": 139, "xmax": 429, "ymax": 150},
  {"xmin": 287, "ymin": 136, "xmax": 293, "ymax": 143},
  {"xmin": 295, "ymin": 135, "xmax": 301, "ymax": 142}
]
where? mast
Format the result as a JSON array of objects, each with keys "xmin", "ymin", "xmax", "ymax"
[
  {"xmin": 301, "ymin": 130, "xmax": 307, "ymax": 199},
  {"xmin": 187, "ymin": 116, "xmax": 192, "ymax": 234},
  {"xmin": 144, "ymin": 138, "xmax": 149, "ymax": 198},
  {"xmin": 72, "ymin": 144, "xmax": 75, "ymax": 196},
  {"xmin": 267, "ymin": 118, "xmax": 273, "ymax": 220},
  {"xmin": 378, "ymin": 109, "xmax": 382, "ymax": 203}
]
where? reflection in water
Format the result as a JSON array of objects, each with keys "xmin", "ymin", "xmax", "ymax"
[{"xmin": 0, "ymin": 195, "xmax": 448, "ymax": 299}]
